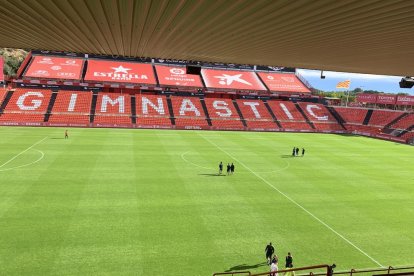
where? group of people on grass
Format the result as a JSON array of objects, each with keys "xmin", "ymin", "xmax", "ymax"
[
  {"xmin": 219, "ymin": 162, "xmax": 235, "ymax": 175},
  {"xmin": 265, "ymin": 242, "xmax": 294, "ymax": 276},
  {"xmin": 292, "ymin": 147, "xmax": 305, "ymax": 157}
]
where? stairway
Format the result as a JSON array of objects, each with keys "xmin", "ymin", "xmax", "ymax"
[
  {"xmin": 362, "ymin": 109, "xmax": 373, "ymax": 125},
  {"xmin": 44, "ymin": 92, "xmax": 58, "ymax": 122},
  {"xmin": 0, "ymin": 90, "xmax": 14, "ymax": 114},
  {"xmin": 131, "ymin": 95, "xmax": 137, "ymax": 124},
  {"xmin": 200, "ymin": 97, "xmax": 212, "ymax": 126},
  {"xmin": 166, "ymin": 95, "xmax": 175, "ymax": 125},
  {"xmin": 326, "ymin": 106, "xmax": 346, "ymax": 129},
  {"xmin": 264, "ymin": 100, "xmax": 282, "ymax": 128},
  {"xmin": 89, "ymin": 91, "xmax": 98, "ymax": 123},
  {"xmin": 294, "ymin": 103, "xmax": 315, "ymax": 129},
  {"xmin": 233, "ymin": 100, "xmax": 247, "ymax": 127}
]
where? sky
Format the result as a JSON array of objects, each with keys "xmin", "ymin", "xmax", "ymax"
[{"xmin": 296, "ymin": 69, "xmax": 413, "ymax": 94}]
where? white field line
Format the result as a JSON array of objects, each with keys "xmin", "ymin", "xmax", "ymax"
[
  {"xmin": 0, "ymin": 149, "xmax": 45, "ymax": 172},
  {"xmin": 0, "ymin": 137, "xmax": 48, "ymax": 168},
  {"xmin": 199, "ymin": 133, "xmax": 383, "ymax": 267}
]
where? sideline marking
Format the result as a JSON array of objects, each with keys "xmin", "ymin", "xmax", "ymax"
[
  {"xmin": 0, "ymin": 149, "xmax": 44, "ymax": 172},
  {"xmin": 0, "ymin": 137, "xmax": 48, "ymax": 168},
  {"xmin": 199, "ymin": 133, "xmax": 383, "ymax": 267}
]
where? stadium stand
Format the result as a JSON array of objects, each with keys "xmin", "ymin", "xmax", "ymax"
[
  {"xmin": 0, "ymin": 88, "xmax": 6, "ymax": 102},
  {"xmin": 47, "ymin": 91, "xmax": 92, "ymax": 126},
  {"xmin": 204, "ymin": 98, "xmax": 244, "ymax": 130},
  {"xmin": 298, "ymin": 102, "xmax": 343, "ymax": 131},
  {"xmin": 135, "ymin": 94, "xmax": 172, "ymax": 128},
  {"xmin": 236, "ymin": 99, "xmax": 279, "ymax": 130},
  {"xmin": 0, "ymin": 89, "xmax": 52, "ymax": 125},
  {"xmin": 266, "ymin": 100, "xmax": 313, "ymax": 130},
  {"xmin": 381, "ymin": 112, "xmax": 414, "ymax": 130},
  {"xmin": 170, "ymin": 95, "xmax": 209, "ymax": 129},
  {"xmin": 93, "ymin": 93, "xmax": 132, "ymax": 127},
  {"xmin": 334, "ymin": 107, "xmax": 367, "ymax": 125},
  {"xmin": 369, "ymin": 110, "xmax": 407, "ymax": 127}
]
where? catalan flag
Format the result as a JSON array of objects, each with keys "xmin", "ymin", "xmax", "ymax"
[{"xmin": 336, "ymin": 80, "xmax": 351, "ymax": 89}]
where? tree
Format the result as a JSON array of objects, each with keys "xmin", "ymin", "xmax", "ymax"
[{"xmin": 0, "ymin": 48, "xmax": 28, "ymax": 77}]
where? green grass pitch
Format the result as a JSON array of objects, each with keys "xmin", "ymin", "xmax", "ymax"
[{"xmin": 0, "ymin": 126, "xmax": 413, "ymax": 275}]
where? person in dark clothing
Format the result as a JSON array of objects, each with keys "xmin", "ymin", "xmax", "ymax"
[
  {"xmin": 285, "ymin": 252, "xmax": 293, "ymax": 268},
  {"xmin": 271, "ymin": 254, "xmax": 278, "ymax": 265},
  {"xmin": 219, "ymin": 162, "xmax": 223, "ymax": 174},
  {"xmin": 292, "ymin": 147, "xmax": 296, "ymax": 156},
  {"xmin": 227, "ymin": 163, "xmax": 231, "ymax": 175},
  {"xmin": 230, "ymin": 163, "xmax": 235, "ymax": 174},
  {"xmin": 295, "ymin": 147, "xmax": 299, "ymax": 156},
  {"xmin": 265, "ymin": 242, "xmax": 275, "ymax": 265},
  {"xmin": 65, "ymin": 129, "xmax": 69, "ymax": 139},
  {"xmin": 302, "ymin": 148, "xmax": 305, "ymax": 157}
]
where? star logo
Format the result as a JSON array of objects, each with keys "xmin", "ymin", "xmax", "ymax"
[
  {"xmin": 111, "ymin": 65, "xmax": 131, "ymax": 74},
  {"xmin": 214, "ymin": 74, "xmax": 252, "ymax": 86}
]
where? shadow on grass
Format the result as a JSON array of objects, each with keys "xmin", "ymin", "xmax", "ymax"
[
  {"xmin": 198, "ymin": 173, "xmax": 227, "ymax": 177},
  {"xmin": 281, "ymin": 155, "xmax": 296, "ymax": 158},
  {"xmin": 225, "ymin": 262, "xmax": 268, "ymax": 272}
]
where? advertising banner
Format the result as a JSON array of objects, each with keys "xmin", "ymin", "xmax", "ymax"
[
  {"xmin": 356, "ymin": 93, "xmax": 378, "ymax": 103},
  {"xmin": 24, "ymin": 56, "xmax": 84, "ymax": 80},
  {"xmin": 258, "ymin": 72, "xmax": 310, "ymax": 93},
  {"xmin": 85, "ymin": 60, "xmax": 156, "ymax": 84},
  {"xmin": 256, "ymin": 65, "xmax": 295, "ymax": 72},
  {"xmin": 396, "ymin": 95, "xmax": 414, "ymax": 105},
  {"xmin": 201, "ymin": 69, "xmax": 266, "ymax": 91},
  {"xmin": 155, "ymin": 65, "xmax": 203, "ymax": 87},
  {"xmin": 377, "ymin": 94, "xmax": 396, "ymax": 105}
]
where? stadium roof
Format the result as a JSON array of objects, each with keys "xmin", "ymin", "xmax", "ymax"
[{"xmin": 1, "ymin": 0, "xmax": 414, "ymax": 76}]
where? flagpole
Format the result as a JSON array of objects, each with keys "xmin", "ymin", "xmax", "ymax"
[{"xmin": 345, "ymin": 89, "xmax": 350, "ymax": 107}]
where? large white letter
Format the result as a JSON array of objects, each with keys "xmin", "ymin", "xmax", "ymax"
[
  {"xmin": 306, "ymin": 104, "xmax": 328, "ymax": 120},
  {"xmin": 179, "ymin": 99, "xmax": 200, "ymax": 116},
  {"xmin": 68, "ymin": 93, "xmax": 78, "ymax": 112},
  {"xmin": 142, "ymin": 97, "xmax": 165, "ymax": 115},
  {"xmin": 101, "ymin": 95, "xmax": 125, "ymax": 113},
  {"xmin": 16, "ymin": 92, "xmax": 44, "ymax": 110},
  {"xmin": 279, "ymin": 103, "xmax": 294, "ymax": 120},
  {"xmin": 243, "ymin": 102, "xmax": 261, "ymax": 118},
  {"xmin": 213, "ymin": 100, "xmax": 232, "ymax": 117}
]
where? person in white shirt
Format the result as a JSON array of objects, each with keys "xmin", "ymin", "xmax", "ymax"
[{"xmin": 270, "ymin": 259, "xmax": 278, "ymax": 276}]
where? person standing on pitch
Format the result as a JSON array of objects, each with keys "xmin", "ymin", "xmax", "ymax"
[
  {"xmin": 265, "ymin": 242, "xmax": 275, "ymax": 265},
  {"xmin": 219, "ymin": 162, "xmax": 223, "ymax": 174},
  {"xmin": 65, "ymin": 129, "xmax": 69, "ymax": 139},
  {"xmin": 295, "ymin": 147, "xmax": 299, "ymax": 156},
  {"xmin": 302, "ymin": 148, "xmax": 305, "ymax": 157},
  {"xmin": 292, "ymin": 147, "xmax": 296, "ymax": 157},
  {"xmin": 227, "ymin": 163, "xmax": 231, "ymax": 175},
  {"xmin": 230, "ymin": 163, "xmax": 235, "ymax": 175},
  {"xmin": 285, "ymin": 252, "xmax": 293, "ymax": 268}
]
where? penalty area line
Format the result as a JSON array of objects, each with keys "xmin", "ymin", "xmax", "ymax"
[
  {"xmin": 0, "ymin": 137, "xmax": 48, "ymax": 168},
  {"xmin": 199, "ymin": 133, "xmax": 383, "ymax": 268}
]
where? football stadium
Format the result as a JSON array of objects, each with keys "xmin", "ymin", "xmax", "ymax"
[{"xmin": 0, "ymin": 1, "xmax": 413, "ymax": 275}]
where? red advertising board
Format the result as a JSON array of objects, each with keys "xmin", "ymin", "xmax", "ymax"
[
  {"xmin": 356, "ymin": 93, "xmax": 377, "ymax": 103},
  {"xmin": 201, "ymin": 69, "xmax": 266, "ymax": 91},
  {"xmin": 85, "ymin": 60, "xmax": 156, "ymax": 84},
  {"xmin": 258, "ymin": 72, "xmax": 310, "ymax": 93},
  {"xmin": 155, "ymin": 65, "xmax": 203, "ymax": 87},
  {"xmin": 24, "ymin": 56, "xmax": 84, "ymax": 80},
  {"xmin": 396, "ymin": 95, "xmax": 414, "ymax": 105},
  {"xmin": 377, "ymin": 94, "xmax": 396, "ymax": 105},
  {"xmin": 0, "ymin": 56, "xmax": 4, "ymax": 81}
]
